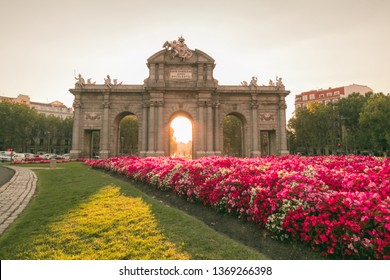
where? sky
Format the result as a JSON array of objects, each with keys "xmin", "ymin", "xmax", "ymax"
[{"xmin": 1, "ymin": 0, "xmax": 389, "ymax": 121}]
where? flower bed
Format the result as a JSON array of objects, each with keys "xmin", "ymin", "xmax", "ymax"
[{"xmin": 85, "ymin": 155, "xmax": 390, "ymax": 259}]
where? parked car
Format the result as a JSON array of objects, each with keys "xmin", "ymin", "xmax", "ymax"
[
  {"xmin": 62, "ymin": 153, "xmax": 70, "ymax": 159},
  {"xmin": 0, "ymin": 151, "xmax": 13, "ymax": 162},
  {"xmin": 43, "ymin": 153, "xmax": 58, "ymax": 159},
  {"xmin": 13, "ymin": 153, "xmax": 26, "ymax": 161}
]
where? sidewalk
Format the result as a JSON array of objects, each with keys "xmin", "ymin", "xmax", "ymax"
[{"xmin": 0, "ymin": 166, "xmax": 37, "ymax": 234}]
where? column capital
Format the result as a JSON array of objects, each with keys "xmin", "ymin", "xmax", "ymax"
[
  {"xmin": 250, "ymin": 100, "xmax": 258, "ymax": 109},
  {"xmin": 102, "ymin": 101, "xmax": 110, "ymax": 109}
]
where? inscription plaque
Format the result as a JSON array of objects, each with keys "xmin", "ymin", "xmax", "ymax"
[{"xmin": 170, "ymin": 69, "xmax": 192, "ymax": 80}]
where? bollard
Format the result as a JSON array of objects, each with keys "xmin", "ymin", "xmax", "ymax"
[{"xmin": 50, "ymin": 158, "xmax": 57, "ymax": 169}]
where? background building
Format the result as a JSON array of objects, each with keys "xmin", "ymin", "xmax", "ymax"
[
  {"xmin": 0, "ymin": 94, "xmax": 73, "ymax": 119},
  {"xmin": 0, "ymin": 94, "xmax": 73, "ymax": 155},
  {"xmin": 294, "ymin": 84, "xmax": 373, "ymax": 110}
]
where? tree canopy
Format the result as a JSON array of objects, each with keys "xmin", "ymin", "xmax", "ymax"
[{"xmin": 288, "ymin": 93, "xmax": 389, "ymax": 155}]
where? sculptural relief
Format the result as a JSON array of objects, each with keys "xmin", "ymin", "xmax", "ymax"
[
  {"xmin": 260, "ymin": 113, "xmax": 275, "ymax": 121},
  {"xmin": 85, "ymin": 112, "xmax": 101, "ymax": 120},
  {"xmin": 163, "ymin": 36, "xmax": 193, "ymax": 60}
]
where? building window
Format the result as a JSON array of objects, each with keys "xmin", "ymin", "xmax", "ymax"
[
  {"xmin": 333, "ymin": 99, "xmax": 339, "ymax": 103},
  {"xmin": 326, "ymin": 92, "xmax": 332, "ymax": 97},
  {"xmin": 319, "ymin": 94, "xmax": 324, "ymax": 98},
  {"xmin": 334, "ymin": 91, "xmax": 340, "ymax": 95},
  {"xmin": 309, "ymin": 94, "xmax": 315, "ymax": 100},
  {"xmin": 302, "ymin": 95, "xmax": 308, "ymax": 101},
  {"xmin": 325, "ymin": 100, "xmax": 331, "ymax": 104}
]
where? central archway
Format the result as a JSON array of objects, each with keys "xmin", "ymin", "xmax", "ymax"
[{"xmin": 169, "ymin": 115, "xmax": 193, "ymax": 159}]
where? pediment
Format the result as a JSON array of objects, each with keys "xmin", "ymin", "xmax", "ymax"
[{"xmin": 147, "ymin": 49, "xmax": 215, "ymax": 65}]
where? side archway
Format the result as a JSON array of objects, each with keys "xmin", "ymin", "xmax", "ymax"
[
  {"xmin": 113, "ymin": 112, "xmax": 139, "ymax": 156},
  {"xmin": 223, "ymin": 113, "xmax": 246, "ymax": 157}
]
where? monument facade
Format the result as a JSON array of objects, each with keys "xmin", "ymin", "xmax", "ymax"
[{"xmin": 69, "ymin": 37, "xmax": 290, "ymax": 159}]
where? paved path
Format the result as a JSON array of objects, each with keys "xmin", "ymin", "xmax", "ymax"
[{"xmin": 0, "ymin": 166, "xmax": 37, "ymax": 234}]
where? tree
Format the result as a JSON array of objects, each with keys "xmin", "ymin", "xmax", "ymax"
[
  {"xmin": 359, "ymin": 93, "xmax": 390, "ymax": 153},
  {"xmin": 0, "ymin": 101, "xmax": 73, "ymax": 153},
  {"xmin": 335, "ymin": 93, "xmax": 371, "ymax": 153}
]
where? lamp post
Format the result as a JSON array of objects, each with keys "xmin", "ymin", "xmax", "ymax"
[{"xmin": 47, "ymin": 131, "xmax": 51, "ymax": 153}]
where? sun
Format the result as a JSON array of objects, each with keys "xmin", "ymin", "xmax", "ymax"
[{"xmin": 170, "ymin": 116, "xmax": 192, "ymax": 143}]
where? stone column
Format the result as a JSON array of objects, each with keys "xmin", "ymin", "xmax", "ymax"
[
  {"xmin": 251, "ymin": 98, "xmax": 260, "ymax": 157},
  {"xmin": 100, "ymin": 92, "xmax": 110, "ymax": 159},
  {"xmin": 147, "ymin": 101, "xmax": 156, "ymax": 156},
  {"xmin": 206, "ymin": 101, "xmax": 214, "ymax": 155},
  {"xmin": 196, "ymin": 101, "xmax": 206, "ymax": 158},
  {"xmin": 278, "ymin": 96, "xmax": 289, "ymax": 155},
  {"xmin": 214, "ymin": 102, "xmax": 221, "ymax": 155},
  {"xmin": 149, "ymin": 64, "xmax": 156, "ymax": 81},
  {"xmin": 156, "ymin": 100, "xmax": 164, "ymax": 156},
  {"xmin": 140, "ymin": 101, "xmax": 149, "ymax": 157},
  {"xmin": 70, "ymin": 95, "xmax": 82, "ymax": 159}
]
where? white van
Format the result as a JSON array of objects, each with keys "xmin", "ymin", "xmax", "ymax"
[
  {"xmin": 0, "ymin": 151, "xmax": 13, "ymax": 162},
  {"xmin": 13, "ymin": 153, "xmax": 26, "ymax": 161}
]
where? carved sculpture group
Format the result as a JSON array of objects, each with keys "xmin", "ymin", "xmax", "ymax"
[
  {"xmin": 75, "ymin": 74, "xmax": 122, "ymax": 88},
  {"xmin": 163, "ymin": 36, "xmax": 193, "ymax": 60},
  {"xmin": 240, "ymin": 76, "xmax": 285, "ymax": 90}
]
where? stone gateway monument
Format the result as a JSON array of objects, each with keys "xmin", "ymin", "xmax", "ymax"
[{"xmin": 69, "ymin": 37, "xmax": 290, "ymax": 159}]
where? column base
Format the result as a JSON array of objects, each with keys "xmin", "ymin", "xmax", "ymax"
[
  {"xmin": 99, "ymin": 150, "xmax": 110, "ymax": 159},
  {"xmin": 155, "ymin": 151, "xmax": 165, "ymax": 157},
  {"xmin": 140, "ymin": 151, "xmax": 148, "ymax": 158},
  {"xmin": 70, "ymin": 150, "xmax": 82, "ymax": 160},
  {"xmin": 146, "ymin": 151, "xmax": 157, "ymax": 157},
  {"xmin": 195, "ymin": 151, "xmax": 206, "ymax": 158},
  {"xmin": 279, "ymin": 149, "xmax": 290, "ymax": 156},
  {"xmin": 251, "ymin": 150, "xmax": 261, "ymax": 157}
]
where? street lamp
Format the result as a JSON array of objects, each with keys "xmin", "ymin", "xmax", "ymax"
[{"xmin": 47, "ymin": 131, "xmax": 51, "ymax": 153}]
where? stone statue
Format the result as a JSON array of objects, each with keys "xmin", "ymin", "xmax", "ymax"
[
  {"xmin": 75, "ymin": 74, "xmax": 85, "ymax": 88},
  {"xmin": 163, "ymin": 36, "xmax": 193, "ymax": 60},
  {"xmin": 240, "ymin": 81, "xmax": 248, "ymax": 86},
  {"xmin": 268, "ymin": 79, "xmax": 275, "ymax": 86},
  {"xmin": 113, "ymin": 79, "xmax": 122, "ymax": 85},
  {"xmin": 87, "ymin": 78, "xmax": 96, "ymax": 85},
  {"xmin": 104, "ymin": 75, "xmax": 112, "ymax": 88},
  {"xmin": 250, "ymin": 76, "xmax": 258, "ymax": 87},
  {"xmin": 276, "ymin": 76, "xmax": 284, "ymax": 89}
]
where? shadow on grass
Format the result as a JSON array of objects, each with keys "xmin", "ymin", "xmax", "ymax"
[{"xmin": 111, "ymin": 171, "xmax": 325, "ymax": 260}]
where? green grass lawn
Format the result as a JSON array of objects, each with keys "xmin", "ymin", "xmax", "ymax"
[{"xmin": 0, "ymin": 162, "xmax": 269, "ymax": 260}]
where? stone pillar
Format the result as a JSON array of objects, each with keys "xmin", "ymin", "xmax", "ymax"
[
  {"xmin": 214, "ymin": 102, "xmax": 221, "ymax": 155},
  {"xmin": 206, "ymin": 101, "xmax": 214, "ymax": 155},
  {"xmin": 100, "ymin": 93, "xmax": 110, "ymax": 159},
  {"xmin": 279, "ymin": 96, "xmax": 289, "ymax": 155},
  {"xmin": 196, "ymin": 101, "xmax": 206, "ymax": 158},
  {"xmin": 147, "ymin": 101, "xmax": 156, "ymax": 156},
  {"xmin": 156, "ymin": 101, "xmax": 164, "ymax": 156},
  {"xmin": 140, "ymin": 101, "xmax": 149, "ymax": 157},
  {"xmin": 251, "ymin": 97, "xmax": 260, "ymax": 157},
  {"xmin": 149, "ymin": 64, "xmax": 156, "ymax": 81},
  {"xmin": 70, "ymin": 95, "xmax": 82, "ymax": 159}
]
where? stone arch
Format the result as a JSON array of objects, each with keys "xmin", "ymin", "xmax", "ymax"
[
  {"xmin": 223, "ymin": 112, "xmax": 247, "ymax": 157},
  {"xmin": 112, "ymin": 111, "xmax": 140, "ymax": 156},
  {"xmin": 167, "ymin": 110, "xmax": 194, "ymax": 158}
]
